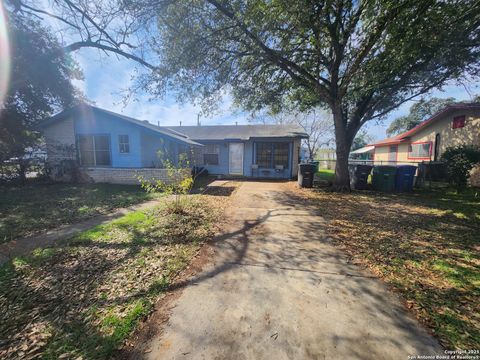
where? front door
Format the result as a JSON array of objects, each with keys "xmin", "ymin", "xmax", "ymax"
[
  {"xmin": 229, "ymin": 143, "xmax": 244, "ymax": 175},
  {"xmin": 434, "ymin": 133, "xmax": 441, "ymax": 161}
]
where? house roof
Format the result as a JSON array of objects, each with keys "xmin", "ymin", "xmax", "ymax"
[
  {"xmin": 39, "ymin": 104, "xmax": 203, "ymax": 146},
  {"xmin": 350, "ymin": 145, "xmax": 375, "ymax": 154},
  {"xmin": 371, "ymin": 102, "xmax": 480, "ymax": 147},
  {"xmin": 40, "ymin": 104, "xmax": 309, "ymax": 143},
  {"xmin": 165, "ymin": 124, "xmax": 308, "ymax": 141}
]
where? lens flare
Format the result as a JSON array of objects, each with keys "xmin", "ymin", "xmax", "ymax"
[{"xmin": 0, "ymin": 3, "xmax": 11, "ymax": 107}]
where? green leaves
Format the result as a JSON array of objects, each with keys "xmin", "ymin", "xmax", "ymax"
[
  {"xmin": 387, "ymin": 97, "xmax": 457, "ymax": 136},
  {"xmin": 441, "ymin": 145, "xmax": 480, "ymax": 191}
]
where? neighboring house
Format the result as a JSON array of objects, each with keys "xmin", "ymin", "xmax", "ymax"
[
  {"xmin": 371, "ymin": 103, "xmax": 480, "ymax": 165},
  {"xmin": 39, "ymin": 104, "xmax": 307, "ymax": 184},
  {"xmin": 349, "ymin": 146, "xmax": 374, "ymax": 161}
]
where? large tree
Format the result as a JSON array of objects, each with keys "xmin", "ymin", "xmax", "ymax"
[
  {"xmin": 11, "ymin": 1, "xmax": 480, "ymax": 189},
  {"xmin": 137, "ymin": 0, "xmax": 480, "ymax": 189},
  {"xmin": 386, "ymin": 97, "xmax": 456, "ymax": 136},
  {"xmin": 0, "ymin": 10, "xmax": 82, "ymax": 179}
]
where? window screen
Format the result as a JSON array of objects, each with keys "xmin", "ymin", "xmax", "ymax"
[
  {"xmin": 255, "ymin": 142, "xmax": 289, "ymax": 168},
  {"xmin": 273, "ymin": 143, "xmax": 289, "ymax": 168},
  {"xmin": 256, "ymin": 143, "xmax": 273, "ymax": 168},
  {"xmin": 203, "ymin": 144, "xmax": 219, "ymax": 165},
  {"xmin": 388, "ymin": 145, "xmax": 397, "ymax": 162},
  {"xmin": 78, "ymin": 135, "xmax": 111, "ymax": 166},
  {"xmin": 408, "ymin": 142, "xmax": 431, "ymax": 159},
  {"xmin": 119, "ymin": 135, "xmax": 130, "ymax": 153}
]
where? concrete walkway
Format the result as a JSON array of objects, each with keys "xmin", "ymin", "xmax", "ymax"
[
  {"xmin": 142, "ymin": 181, "xmax": 442, "ymax": 360},
  {"xmin": 0, "ymin": 198, "xmax": 164, "ymax": 265}
]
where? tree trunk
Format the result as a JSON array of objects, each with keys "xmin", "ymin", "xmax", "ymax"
[
  {"xmin": 334, "ymin": 137, "xmax": 351, "ymax": 191},
  {"xmin": 332, "ymin": 104, "xmax": 352, "ymax": 191}
]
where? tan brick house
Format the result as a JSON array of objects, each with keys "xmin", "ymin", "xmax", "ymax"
[{"xmin": 371, "ymin": 103, "xmax": 480, "ymax": 186}]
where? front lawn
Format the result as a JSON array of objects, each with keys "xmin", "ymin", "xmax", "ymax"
[
  {"xmin": 0, "ymin": 183, "xmax": 158, "ymax": 243},
  {"xmin": 315, "ymin": 169, "xmax": 335, "ymax": 182},
  {"xmin": 0, "ymin": 189, "xmax": 233, "ymax": 359},
  {"xmin": 293, "ymin": 185, "xmax": 479, "ymax": 350}
]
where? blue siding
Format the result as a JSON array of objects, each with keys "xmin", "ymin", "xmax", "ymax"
[
  {"xmin": 197, "ymin": 138, "xmax": 294, "ymax": 179},
  {"xmin": 72, "ymin": 110, "xmax": 296, "ymax": 178},
  {"xmin": 74, "ymin": 111, "xmax": 183, "ymax": 168},
  {"xmin": 74, "ymin": 112, "xmax": 142, "ymax": 167}
]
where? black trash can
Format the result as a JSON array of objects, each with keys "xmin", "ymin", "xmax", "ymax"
[
  {"xmin": 349, "ymin": 164, "xmax": 373, "ymax": 190},
  {"xmin": 298, "ymin": 164, "xmax": 316, "ymax": 188},
  {"xmin": 395, "ymin": 165, "xmax": 417, "ymax": 192},
  {"xmin": 372, "ymin": 165, "xmax": 397, "ymax": 192}
]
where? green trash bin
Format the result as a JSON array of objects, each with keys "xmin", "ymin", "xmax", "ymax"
[
  {"xmin": 310, "ymin": 160, "xmax": 320, "ymax": 172},
  {"xmin": 372, "ymin": 166, "xmax": 397, "ymax": 192}
]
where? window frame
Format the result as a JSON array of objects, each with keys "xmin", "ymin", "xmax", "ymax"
[
  {"xmin": 254, "ymin": 142, "xmax": 290, "ymax": 169},
  {"xmin": 452, "ymin": 115, "xmax": 466, "ymax": 129},
  {"xmin": 407, "ymin": 141, "xmax": 432, "ymax": 160},
  {"xmin": 118, "ymin": 134, "xmax": 130, "ymax": 154},
  {"xmin": 203, "ymin": 143, "xmax": 220, "ymax": 165},
  {"xmin": 388, "ymin": 144, "xmax": 398, "ymax": 163},
  {"xmin": 77, "ymin": 134, "xmax": 112, "ymax": 167}
]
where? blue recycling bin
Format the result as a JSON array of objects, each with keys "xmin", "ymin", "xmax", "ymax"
[{"xmin": 395, "ymin": 165, "xmax": 417, "ymax": 192}]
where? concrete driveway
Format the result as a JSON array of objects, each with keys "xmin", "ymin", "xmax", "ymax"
[{"xmin": 143, "ymin": 181, "xmax": 442, "ymax": 359}]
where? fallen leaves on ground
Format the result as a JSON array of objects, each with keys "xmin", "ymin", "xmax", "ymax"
[
  {"xmin": 0, "ymin": 184, "xmax": 237, "ymax": 360},
  {"xmin": 288, "ymin": 183, "xmax": 480, "ymax": 350}
]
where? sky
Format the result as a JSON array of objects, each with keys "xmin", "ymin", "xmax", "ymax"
[
  {"xmin": 9, "ymin": 0, "xmax": 479, "ymax": 144},
  {"xmin": 73, "ymin": 47, "xmax": 480, "ymax": 143},
  {"xmin": 27, "ymin": 0, "xmax": 479, "ymax": 144}
]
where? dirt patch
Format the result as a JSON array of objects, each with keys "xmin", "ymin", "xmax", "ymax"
[
  {"xmin": 115, "ymin": 181, "xmax": 240, "ymax": 359},
  {"xmin": 117, "ymin": 242, "xmax": 215, "ymax": 359}
]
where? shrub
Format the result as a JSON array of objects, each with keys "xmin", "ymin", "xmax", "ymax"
[
  {"xmin": 137, "ymin": 152, "xmax": 194, "ymax": 213},
  {"xmin": 441, "ymin": 145, "xmax": 480, "ymax": 191}
]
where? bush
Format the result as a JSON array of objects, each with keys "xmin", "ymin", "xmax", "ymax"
[
  {"xmin": 137, "ymin": 153, "xmax": 194, "ymax": 213},
  {"xmin": 441, "ymin": 145, "xmax": 480, "ymax": 191}
]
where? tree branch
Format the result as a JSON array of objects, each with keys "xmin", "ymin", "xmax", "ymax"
[
  {"xmin": 64, "ymin": 41, "xmax": 157, "ymax": 70},
  {"xmin": 204, "ymin": 0, "xmax": 331, "ymax": 101}
]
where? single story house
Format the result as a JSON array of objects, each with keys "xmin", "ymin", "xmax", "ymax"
[
  {"xmin": 371, "ymin": 102, "xmax": 480, "ymax": 165},
  {"xmin": 39, "ymin": 104, "xmax": 308, "ymax": 184},
  {"xmin": 349, "ymin": 146, "xmax": 374, "ymax": 161}
]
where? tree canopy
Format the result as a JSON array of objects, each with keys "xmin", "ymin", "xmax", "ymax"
[
  {"xmin": 351, "ymin": 130, "xmax": 374, "ymax": 151},
  {"xmin": 0, "ymin": 10, "xmax": 82, "ymax": 164},
  {"xmin": 386, "ymin": 97, "xmax": 457, "ymax": 137},
  {"xmin": 7, "ymin": 0, "xmax": 480, "ymax": 189},
  {"xmin": 138, "ymin": 0, "xmax": 480, "ymax": 189}
]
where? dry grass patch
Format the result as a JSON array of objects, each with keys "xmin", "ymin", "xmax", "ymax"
[
  {"xmin": 290, "ymin": 183, "xmax": 479, "ymax": 350},
  {"xmin": 0, "ymin": 183, "xmax": 158, "ymax": 243},
  {"xmin": 0, "ymin": 188, "xmax": 235, "ymax": 360}
]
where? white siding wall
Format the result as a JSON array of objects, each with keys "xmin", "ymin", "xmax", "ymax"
[{"xmin": 43, "ymin": 117, "xmax": 76, "ymax": 164}]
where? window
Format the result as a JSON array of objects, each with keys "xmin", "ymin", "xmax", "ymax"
[
  {"xmin": 78, "ymin": 135, "xmax": 111, "ymax": 166},
  {"xmin": 119, "ymin": 135, "xmax": 130, "ymax": 153},
  {"xmin": 452, "ymin": 115, "xmax": 465, "ymax": 129},
  {"xmin": 388, "ymin": 145, "xmax": 397, "ymax": 162},
  {"xmin": 274, "ymin": 142, "xmax": 289, "ymax": 168},
  {"xmin": 256, "ymin": 142, "xmax": 272, "ymax": 168},
  {"xmin": 408, "ymin": 142, "xmax": 431, "ymax": 159},
  {"xmin": 255, "ymin": 142, "xmax": 290, "ymax": 168},
  {"xmin": 203, "ymin": 144, "xmax": 219, "ymax": 165}
]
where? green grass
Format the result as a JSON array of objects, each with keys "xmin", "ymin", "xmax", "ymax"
[
  {"xmin": 315, "ymin": 169, "xmax": 335, "ymax": 182},
  {"xmin": 0, "ymin": 183, "xmax": 159, "ymax": 243},
  {"xmin": 0, "ymin": 195, "xmax": 224, "ymax": 359},
  {"xmin": 305, "ymin": 186, "xmax": 480, "ymax": 349}
]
